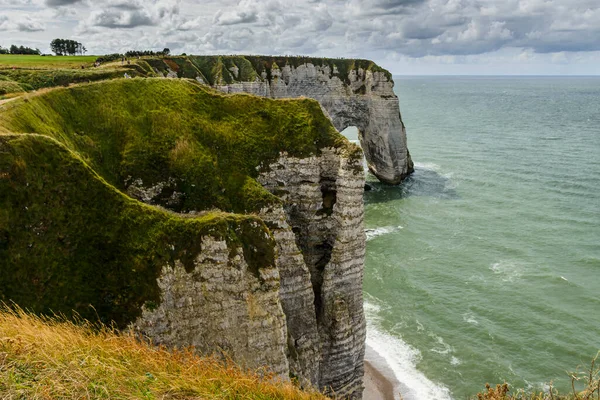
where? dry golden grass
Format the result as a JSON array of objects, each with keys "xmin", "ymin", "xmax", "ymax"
[
  {"xmin": 475, "ymin": 353, "xmax": 600, "ymax": 400},
  {"xmin": 0, "ymin": 306, "xmax": 329, "ymax": 399}
]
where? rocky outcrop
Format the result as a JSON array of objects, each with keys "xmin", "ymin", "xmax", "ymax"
[
  {"xmin": 131, "ymin": 148, "xmax": 366, "ymax": 398},
  {"xmin": 217, "ymin": 60, "xmax": 413, "ymax": 185}
]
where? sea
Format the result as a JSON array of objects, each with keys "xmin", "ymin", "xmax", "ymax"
[{"xmin": 343, "ymin": 76, "xmax": 600, "ymax": 399}]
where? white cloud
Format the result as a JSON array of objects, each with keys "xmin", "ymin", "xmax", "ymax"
[
  {"xmin": 0, "ymin": 0, "xmax": 599, "ymax": 74},
  {"xmin": 0, "ymin": 14, "xmax": 45, "ymax": 32}
]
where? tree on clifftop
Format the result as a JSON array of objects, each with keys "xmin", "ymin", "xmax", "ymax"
[
  {"xmin": 8, "ymin": 45, "xmax": 40, "ymax": 55},
  {"xmin": 50, "ymin": 39, "xmax": 86, "ymax": 56}
]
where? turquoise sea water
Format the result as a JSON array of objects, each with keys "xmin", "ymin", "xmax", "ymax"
[{"xmin": 356, "ymin": 76, "xmax": 600, "ymax": 399}]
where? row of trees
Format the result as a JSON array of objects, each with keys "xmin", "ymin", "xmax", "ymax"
[
  {"xmin": 125, "ymin": 48, "xmax": 170, "ymax": 58},
  {"xmin": 50, "ymin": 39, "xmax": 86, "ymax": 56},
  {"xmin": 1, "ymin": 41, "xmax": 173, "ymax": 58},
  {"xmin": 0, "ymin": 45, "xmax": 41, "ymax": 55},
  {"xmin": 95, "ymin": 48, "xmax": 171, "ymax": 63}
]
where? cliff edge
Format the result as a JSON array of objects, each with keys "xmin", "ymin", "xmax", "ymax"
[
  {"xmin": 143, "ymin": 55, "xmax": 414, "ymax": 184},
  {"xmin": 0, "ymin": 78, "xmax": 366, "ymax": 398}
]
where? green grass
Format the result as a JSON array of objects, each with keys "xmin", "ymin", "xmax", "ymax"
[
  {"xmin": 0, "ymin": 78, "xmax": 357, "ymax": 213},
  {"xmin": 0, "ymin": 80, "xmax": 23, "ymax": 95},
  {"xmin": 0, "ymin": 78, "xmax": 360, "ymax": 327},
  {"xmin": 0, "ymin": 54, "xmax": 98, "ymax": 68},
  {"xmin": 0, "ymin": 133, "xmax": 274, "ymax": 328},
  {"xmin": 0, "ymin": 67, "xmax": 137, "ymax": 91},
  {"xmin": 0, "ymin": 307, "xmax": 329, "ymax": 399}
]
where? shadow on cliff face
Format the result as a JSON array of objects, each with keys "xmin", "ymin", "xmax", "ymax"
[{"xmin": 364, "ymin": 166, "xmax": 459, "ymax": 204}]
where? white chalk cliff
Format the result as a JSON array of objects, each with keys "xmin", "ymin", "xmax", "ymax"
[{"xmin": 215, "ymin": 60, "xmax": 414, "ymax": 184}]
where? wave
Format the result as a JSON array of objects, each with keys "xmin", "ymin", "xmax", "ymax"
[
  {"xmin": 489, "ymin": 260, "xmax": 524, "ymax": 282},
  {"xmin": 364, "ymin": 300, "xmax": 453, "ymax": 400},
  {"xmin": 462, "ymin": 312, "xmax": 479, "ymax": 325},
  {"xmin": 414, "ymin": 162, "xmax": 442, "ymax": 172},
  {"xmin": 365, "ymin": 226, "xmax": 403, "ymax": 241},
  {"xmin": 413, "ymin": 162, "xmax": 458, "ymax": 191}
]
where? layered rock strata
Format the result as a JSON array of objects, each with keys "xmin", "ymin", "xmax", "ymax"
[
  {"xmin": 132, "ymin": 238, "xmax": 290, "ymax": 378},
  {"xmin": 132, "ymin": 148, "xmax": 366, "ymax": 398},
  {"xmin": 214, "ymin": 60, "xmax": 414, "ymax": 185},
  {"xmin": 258, "ymin": 148, "xmax": 366, "ymax": 397}
]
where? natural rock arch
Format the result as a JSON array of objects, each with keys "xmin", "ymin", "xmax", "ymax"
[{"xmin": 189, "ymin": 56, "xmax": 415, "ymax": 184}]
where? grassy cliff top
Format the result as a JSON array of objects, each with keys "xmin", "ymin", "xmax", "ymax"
[
  {"xmin": 0, "ymin": 307, "xmax": 328, "ymax": 399},
  {"xmin": 154, "ymin": 55, "xmax": 393, "ymax": 85},
  {"xmin": 0, "ymin": 54, "xmax": 97, "ymax": 68},
  {"xmin": 0, "ymin": 78, "xmax": 359, "ymax": 326},
  {"xmin": 0, "ymin": 78, "xmax": 358, "ymax": 213},
  {"xmin": 0, "ymin": 54, "xmax": 393, "ymax": 97}
]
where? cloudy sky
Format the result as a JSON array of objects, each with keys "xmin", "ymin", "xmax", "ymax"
[{"xmin": 1, "ymin": 0, "xmax": 599, "ymax": 74}]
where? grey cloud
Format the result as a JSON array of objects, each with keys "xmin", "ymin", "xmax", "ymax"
[
  {"xmin": 91, "ymin": 9, "xmax": 153, "ymax": 28},
  {"xmin": 86, "ymin": 0, "xmax": 180, "ymax": 29},
  {"xmin": 310, "ymin": 3, "xmax": 333, "ymax": 31},
  {"xmin": 400, "ymin": 23, "xmax": 443, "ymax": 40},
  {"xmin": 0, "ymin": 15, "xmax": 9, "ymax": 31},
  {"xmin": 375, "ymin": 0, "xmax": 427, "ymax": 10},
  {"xmin": 17, "ymin": 17, "xmax": 46, "ymax": 31},
  {"xmin": 349, "ymin": 0, "xmax": 427, "ymax": 17},
  {"xmin": 0, "ymin": 0, "xmax": 35, "ymax": 5},
  {"xmin": 107, "ymin": 0, "xmax": 145, "ymax": 11},
  {"xmin": 0, "ymin": 14, "xmax": 45, "ymax": 32},
  {"xmin": 46, "ymin": 0, "xmax": 82, "ymax": 6},
  {"xmin": 339, "ymin": 0, "xmax": 600, "ymax": 57},
  {"xmin": 4, "ymin": 0, "xmax": 600, "ymax": 68},
  {"xmin": 213, "ymin": 9, "xmax": 257, "ymax": 25}
]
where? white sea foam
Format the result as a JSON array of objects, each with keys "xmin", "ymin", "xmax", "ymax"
[
  {"xmin": 490, "ymin": 261, "xmax": 523, "ymax": 282},
  {"xmin": 462, "ymin": 312, "xmax": 479, "ymax": 325},
  {"xmin": 429, "ymin": 334, "xmax": 453, "ymax": 355},
  {"xmin": 364, "ymin": 299, "xmax": 454, "ymax": 400},
  {"xmin": 414, "ymin": 162, "xmax": 442, "ymax": 171},
  {"xmin": 365, "ymin": 226, "xmax": 403, "ymax": 241},
  {"xmin": 414, "ymin": 161, "xmax": 457, "ymax": 189}
]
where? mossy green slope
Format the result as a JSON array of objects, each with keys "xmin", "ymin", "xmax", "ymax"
[
  {"xmin": 0, "ymin": 76, "xmax": 24, "ymax": 96},
  {"xmin": 0, "ymin": 78, "xmax": 357, "ymax": 327},
  {"xmin": 0, "ymin": 78, "xmax": 352, "ymax": 213},
  {"xmin": 0, "ymin": 68, "xmax": 136, "ymax": 91},
  {"xmin": 0, "ymin": 134, "xmax": 274, "ymax": 328}
]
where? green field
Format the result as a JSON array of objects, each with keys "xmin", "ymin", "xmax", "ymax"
[{"xmin": 0, "ymin": 54, "xmax": 97, "ymax": 68}]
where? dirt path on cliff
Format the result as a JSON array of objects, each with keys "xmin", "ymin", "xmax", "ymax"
[{"xmin": 0, "ymin": 96, "xmax": 20, "ymax": 106}]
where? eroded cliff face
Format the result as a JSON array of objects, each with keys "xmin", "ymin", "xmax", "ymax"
[
  {"xmin": 132, "ymin": 147, "xmax": 366, "ymax": 398},
  {"xmin": 0, "ymin": 78, "xmax": 367, "ymax": 399},
  {"xmin": 258, "ymin": 148, "xmax": 366, "ymax": 397},
  {"xmin": 215, "ymin": 62, "xmax": 414, "ymax": 185},
  {"xmin": 132, "ymin": 237, "xmax": 290, "ymax": 378}
]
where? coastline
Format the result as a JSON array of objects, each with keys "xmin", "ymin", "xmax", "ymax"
[{"xmin": 364, "ymin": 345, "xmax": 403, "ymax": 400}]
